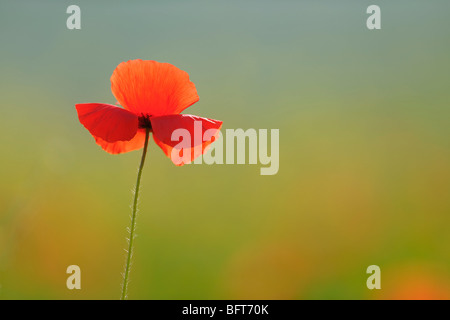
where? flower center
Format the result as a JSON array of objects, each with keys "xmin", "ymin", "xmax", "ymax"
[{"xmin": 138, "ymin": 114, "xmax": 153, "ymax": 130}]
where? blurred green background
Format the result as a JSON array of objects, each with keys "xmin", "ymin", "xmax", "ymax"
[{"xmin": 1, "ymin": 0, "xmax": 449, "ymax": 299}]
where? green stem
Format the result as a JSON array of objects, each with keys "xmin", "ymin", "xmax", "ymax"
[{"xmin": 121, "ymin": 128, "xmax": 150, "ymax": 300}]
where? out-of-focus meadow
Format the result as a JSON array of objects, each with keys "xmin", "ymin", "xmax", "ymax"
[{"xmin": 0, "ymin": 0, "xmax": 449, "ymax": 299}]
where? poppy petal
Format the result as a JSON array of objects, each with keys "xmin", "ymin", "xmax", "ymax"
[
  {"xmin": 150, "ymin": 114, "xmax": 223, "ymax": 166},
  {"xmin": 110, "ymin": 59, "xmax": 199, "ymax": 116},
  {"xmin": 94, "ymin": 129, "xmax": 147, "ymax": 154},
  {"xmin": 75, "ymin": 103, "xmax": 139, "ymax": 143}
]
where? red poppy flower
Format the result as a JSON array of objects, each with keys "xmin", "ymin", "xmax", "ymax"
[{"xmin": 75, "ymin": 59, "xmax": 222, "ymax": 165}]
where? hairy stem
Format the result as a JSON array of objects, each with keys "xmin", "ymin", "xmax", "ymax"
[{"xmin": 121, "ymin": 128, "xmax": 150, "ymax": 300}]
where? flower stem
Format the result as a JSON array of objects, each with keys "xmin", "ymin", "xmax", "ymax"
[{"xmin": 121, "ymin": 128, "xmax": 150, "ymax": 300}]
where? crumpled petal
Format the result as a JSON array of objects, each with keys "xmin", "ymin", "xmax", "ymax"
[{"xmin": 111, "ymin": 59, "xmax": 199, "ymax": 116}]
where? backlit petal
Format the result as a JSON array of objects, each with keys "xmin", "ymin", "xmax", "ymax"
[
  {"xmin": 94, "ymin": 129, "xmax": 147, "ymax": 154},
  {"xmin": 111, "ymin": 59, "xmax": 199, "ymax": 116},
  {"xmin": 150, "ymin": 114, "xmax": 223, "ymax": 166},
  {"xmin": 75, "ymin": 103, "xmax": 138, "ymax": 143}
]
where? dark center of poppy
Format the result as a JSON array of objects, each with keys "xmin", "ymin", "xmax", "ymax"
[{"xmin": 138, "ymin": 114, "xmax": 153, "ymax": 130}]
